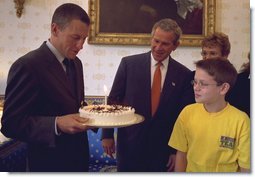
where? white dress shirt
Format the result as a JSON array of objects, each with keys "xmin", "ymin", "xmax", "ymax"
[{"xmin": 150, "ymin": 54, "xmax": 169, "ymax": 90}]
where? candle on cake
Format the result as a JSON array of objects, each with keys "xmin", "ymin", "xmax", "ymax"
[{"xmin": 103, "ymin": 85, "xmax": 108, "ymax": 105}]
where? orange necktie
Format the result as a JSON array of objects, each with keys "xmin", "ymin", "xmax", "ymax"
[{"xmin": 151, "ymin": 62, "xmax": 162, "ymax": 116}]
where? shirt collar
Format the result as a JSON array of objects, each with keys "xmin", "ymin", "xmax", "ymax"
[
  {"xmin": 150, "ymin": 53, "xmax": 169, "ymax": 68},
  {"xmin": 46, "ymin": 40, "xmax": 65, "ymax": 63}
]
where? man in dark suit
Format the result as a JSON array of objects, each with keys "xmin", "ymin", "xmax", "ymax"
[
  {"xmin": 227, "ymin": 52, "xmax": 250, "ymax": 117},
  {"xmin": 102, "ymin": 19, "xmax": 194, "ymax": 172},
  {"xmin": 1, "ymin": 3, "xmax": 91, "ymax": 172}
]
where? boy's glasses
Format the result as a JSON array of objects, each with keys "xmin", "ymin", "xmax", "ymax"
[{"xmin": 191, "ymin": 80, "xmax": 221, "ymax": 89}]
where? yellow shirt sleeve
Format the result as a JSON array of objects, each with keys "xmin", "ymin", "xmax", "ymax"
[{"xmin": 237, "ymin": 115, "xmax": 250, "ymax": 169}]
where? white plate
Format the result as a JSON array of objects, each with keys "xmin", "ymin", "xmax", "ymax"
[{"xmin": 85, "ymin": 114, "xmax": 144, "ymax": 128}]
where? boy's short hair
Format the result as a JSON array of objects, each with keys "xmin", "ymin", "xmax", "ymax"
[
  {"xmin": 201, "ymin": 32, "xmax": 231, "ymax": 57},
  {"xmin": 195, "ymin": 58, "xmax": 237, "ymax": 89}
]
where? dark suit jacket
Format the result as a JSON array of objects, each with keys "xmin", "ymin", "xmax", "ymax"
[
  {"xmin": 1, "ymin": 42, "xmax": 89, "ymax": 172},
  {"xmin": 102, "ymin": 52, "xmax": 194, "ymax": 171},
  {"xmin": 226, "ymin": 71, "xmax": 250, "ymax": 117}
]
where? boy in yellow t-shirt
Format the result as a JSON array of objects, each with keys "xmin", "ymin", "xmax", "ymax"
[{"xmin": 168, "ymin": 58, "xmax": 250, "ymax": 172}]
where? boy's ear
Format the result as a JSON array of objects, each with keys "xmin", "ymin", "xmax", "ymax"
[{"xmin": 220, "ymin": 83, "xmax": 230, "ymax": 95}]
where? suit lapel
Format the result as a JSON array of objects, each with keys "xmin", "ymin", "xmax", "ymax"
[
  {"xmin": 41, "ymin": 44, "xmax": 76, "ymax": 98},
  {"xmin": 144, "ymin": 53, "xmax": 152, "ymax": 92},
  {"xmin": 141, "ymin": 52, "xmax": 153, "ymax": 117},
  {"xmin": 159, "ymin": 57, "xmax": 177, "ymax": 107},
  {"xmin": 73, "ymin": 60, "xmax": 83, "ymax": 105}
]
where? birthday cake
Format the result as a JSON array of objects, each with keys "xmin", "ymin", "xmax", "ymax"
[{"xmin": 79, "ymin": 105, "xmax": 136, "ymax": 125}]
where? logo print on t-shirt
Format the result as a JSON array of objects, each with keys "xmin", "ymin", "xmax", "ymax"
[{"xmin": 220, "ymin": 136, "xmax": 235, "ymax": 149}]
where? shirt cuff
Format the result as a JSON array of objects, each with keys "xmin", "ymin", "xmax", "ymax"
[{"xmin": 55, "ymin": 116, "xmax": 62, "ymax": 136}]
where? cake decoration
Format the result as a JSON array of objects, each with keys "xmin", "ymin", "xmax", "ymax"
[{"xmin": 79, "ymin": 104, "xmax": 136, "ymax": 126}]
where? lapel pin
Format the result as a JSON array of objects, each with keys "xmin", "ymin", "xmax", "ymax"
[{"xmin": 172, "ymin": 82, "xmax": 176, "ymax": 86}]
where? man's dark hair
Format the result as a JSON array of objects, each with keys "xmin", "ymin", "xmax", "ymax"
[{"xmin": 51, "ymin": 3, "xmax": 90, "ymax": 29}]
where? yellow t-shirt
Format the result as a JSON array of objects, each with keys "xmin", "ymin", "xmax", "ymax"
[{"xmin": 168, "ymin": 103, "xmax": 250, "ymax": 172}]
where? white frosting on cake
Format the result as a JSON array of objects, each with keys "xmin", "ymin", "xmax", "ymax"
[{"xmin": 79, "ymin": 105, "xmax": 136, "ymax": 125}]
